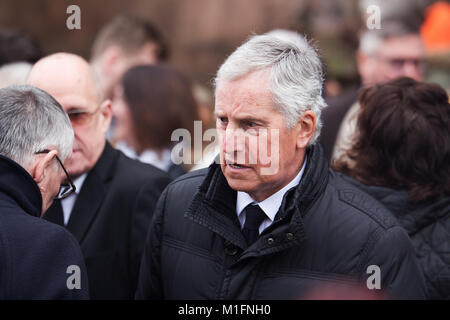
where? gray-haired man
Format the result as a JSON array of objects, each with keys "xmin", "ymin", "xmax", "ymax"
[
  {"xmin": 0, "ymin": 85, "xmax": 88, "ymax": 299},
  {"xmin": 136, "ymin": 32, "xmax": 426, "ymax": 299}
]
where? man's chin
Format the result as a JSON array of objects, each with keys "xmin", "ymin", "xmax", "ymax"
[
  {"xmin": 223, "ymin": 176, "xmax": 255, "ymax": 194},
  {"xmin": 66, "ymin": 165, "xmax": 88, "ymax": 180}
]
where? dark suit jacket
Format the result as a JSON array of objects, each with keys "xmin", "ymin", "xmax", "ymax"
[
  {"xmin": 44, "ymin": 142, "xmax": 171, "ymax": 299},
  {"xmin": 0, "ymin": 155, "xmax": 89, "ymax": 299}
]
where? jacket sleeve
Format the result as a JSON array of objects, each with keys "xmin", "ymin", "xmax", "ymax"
[
  {"xmin": 135, "ymin": 187, "xmax": 169, "ymax": 299},
  {"xmin": 360, "ymin": 225, "xmax": 427, "ymax": 299},
  {"xmin": 129, "ymin": 175, "xmax": 171, "ymax": 296}
]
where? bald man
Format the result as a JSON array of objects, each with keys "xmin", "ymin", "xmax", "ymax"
[{"xmin": 28, "ymin": 53, "xmax": 171, "ymax": 299}]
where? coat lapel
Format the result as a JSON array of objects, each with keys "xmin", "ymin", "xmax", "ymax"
[{"xmin": 66, "ymin": 142, "xmax": 117, "ymax": 243}]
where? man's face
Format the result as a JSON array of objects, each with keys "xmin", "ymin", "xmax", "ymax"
[
  {"xmin": 55, "ymin": 91, "xmax": 109, "ymax": 179},
  {"xmin": 215, "ymin": 69, "xmax": 310, "ymax": 202},
  {"xmin": 28, "ymin": 56, "xmax": 111, "ymax": 180},
  {"xmin": 100, "ymin": 43, "xmax": 159, "ymax": 100},
  {"xmin": 360, "ymin": 34, "xmax": 426, "ymax": 85}
]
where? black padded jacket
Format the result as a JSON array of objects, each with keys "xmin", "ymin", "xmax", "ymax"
[{"xmin": 136, "ymin": 145, "xmax": 426, "ymax": 299}]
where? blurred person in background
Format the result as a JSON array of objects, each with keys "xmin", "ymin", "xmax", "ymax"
[
  {"xmin": 0, "ymin": 27, "xmax": 42, "ymax": 66},
  {"xmin": 193, "ymin": 82, "xmax": 216, "ymax": 131},
  {"xmin": 329, "ymin": 21, "xmax": 426, "ymax": 163},
  {"xmin": 0, "ymin": 62, "xmax": 32, "ymax": 88},
  {"xmin": 189, "ymin": 82, "xmax": 219, "ymax": 170},
  {"xmin": 0, "ymin": 85, "xmax": 88, "ymax": 299},
  {"xmin": 90, "ymin": 14, "xmax": 169, "ymax": 101},
  {"xmin": 90, "ymin": 14, "xmax": 169, "ymax": 143},
  {"xmin": 112, "ymin": 64, "xmax": 199, "ymax": 178},
  {"xmin": 334, "ymin": 77, "xmax": 450, "ymax": 299},
  {"xmin": 0, "ymin": 28, "xmax": 42, "ymax": 88},
  {"xmin": 27, "ymin": 53, "xmax": 171, "ymax": 299},
  {"xmin": 319, "ymin": 0, "xmax": 427, "ymax": 162}
]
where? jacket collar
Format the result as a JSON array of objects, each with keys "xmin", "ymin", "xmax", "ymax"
[
  {"xmin": 0, "ymin": 154, "xmax": 42, "ymax": 217},
  {"xmin": 186, "ymin": 144, "xmax": 329, "ymax": 256}
]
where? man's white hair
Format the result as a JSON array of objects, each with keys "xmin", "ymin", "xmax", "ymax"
[
  {"xmin": 0, "ymin": 85, "xmax": 74, "ymax": 169},
  {"xmin": 215, "ymin": 31, "xmax": 327, "ymax": 145}
]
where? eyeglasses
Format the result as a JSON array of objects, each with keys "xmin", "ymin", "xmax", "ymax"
[
  {"xmin": 34, "ymin": 149, "xmax": 76, "ymax": 200},
  {"xmin": 67, "ymin": 106, "xmax": 101, "ymax": 126}
]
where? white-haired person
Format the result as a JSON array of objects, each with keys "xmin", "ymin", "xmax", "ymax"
[
  {"xmin": 136, "ymin": 32, "xmax": 426, "ymax": 299},
  {"xmin": 0, "ymin": 85, "xmax": 88, "ymax": 299}
]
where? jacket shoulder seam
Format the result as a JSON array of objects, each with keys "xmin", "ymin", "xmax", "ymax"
[{"xmin": 337, "ymin": 188, "xmax": 396, "ymax": 229}]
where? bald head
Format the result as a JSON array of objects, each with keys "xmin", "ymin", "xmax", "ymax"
[{"xmin": 28, "ymin": 53, "xmax": 103, "ymax": 104}]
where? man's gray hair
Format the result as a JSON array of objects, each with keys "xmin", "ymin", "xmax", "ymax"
[
  {"xmin": 0, "ymin": 85, "xmax": 74, "ymax": 169},
  {"xmin": 215, "ymin": 31, "xmax": 327, "ymax": 145}
]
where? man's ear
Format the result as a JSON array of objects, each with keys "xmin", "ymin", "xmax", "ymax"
[
  {"xmin": 295, "ymin": 110, "xmax": 316, "ymax": 149},
  {"xmin": 103, "ymin": 46, "xmax": 122, "ymax": 74},
  {"xmin": 30, "ymin": 150, "xmax": 58, "ymax": 185},
  {"xmin": 99, "ymin": 99, "xmax": 113, "ymax": 134}
]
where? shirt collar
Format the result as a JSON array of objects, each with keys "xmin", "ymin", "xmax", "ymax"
[
  {"xmin": 72, "ymin": 173, "xmax": 88, "ymax": 195},
  {"xmin": 139, "ymin": 149, "xmax": 172, "ymax": 171},
  {"xmin": 236, "ymin": 156, "xmax": 307, "ymax": 221}
]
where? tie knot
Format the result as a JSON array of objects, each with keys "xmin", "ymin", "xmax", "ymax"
[{"xmin": 244, "ymin": 204, "xmax": 266, "ymax": 230}]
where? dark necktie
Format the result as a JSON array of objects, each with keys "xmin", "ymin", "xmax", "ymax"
[
  {"xmin": 242, "ymin": 204, "xmax": 266, "ymax": 245},
  {"xmin": 43, "ymin": 199, "xmax": 64, "ymax": 226}
]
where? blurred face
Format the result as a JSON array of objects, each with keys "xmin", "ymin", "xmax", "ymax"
[
  {"xmin": 215, "ymin": 69, "xmax": 314, "ymax": 202},
  {"xmin": 28, "ymin": 54, "xmax": 112, "ymax": 180},
  {"xmin": 359, "ymin": 34, "xmax": 425, "ymax": 85},
  {"xmin": 111, "ymin": 84, "xmax": 134, "ymax": 146},
  {"xmin": 98, "ymin": 43, "xmax": 159, "ymax": 100}
]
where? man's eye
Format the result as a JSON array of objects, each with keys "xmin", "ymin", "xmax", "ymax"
[
  {"xmin": 68, "ymin": 112, "xmax": 88, "ymax": 123},
  {"xmin": 245, "ymin": 121, "xmax": 260, "ymax": 130},
  {"xmin": 218, "ymin": 117, "xmax": 228, "ymax": 123},
  {"xmin": 68, "ymin": 113, "xmax": 82, "ymax": 119}
]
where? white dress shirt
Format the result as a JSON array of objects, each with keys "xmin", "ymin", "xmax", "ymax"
[
  {"xmin": 236, "ymin": 157, "xmax": 307, "ymax": 234},
  {"xmin": 116, "ymin": 140, "xmax": 172, "ymax": 171},
  {"xmin": 61, "ymin": 173, "xmax": 87, "ymax": 226}
]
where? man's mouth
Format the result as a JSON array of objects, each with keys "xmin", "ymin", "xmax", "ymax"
[
  {"xmin": 224, "ymin": 156, "xmax": 252, "ymax": 170},
  {"xmin": 226, "ymin": 161, "xmax": 252, "ymax": 170},
  {"xmin": 229, "ymin": 164, "xmax": 246, "ymax": 169}
]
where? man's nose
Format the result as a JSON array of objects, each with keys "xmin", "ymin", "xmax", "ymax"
[
  {"xmin": 223, "ymin": 127, "xmax": 246, "ymax": 154},
  {"xmin": 401, "ymin": 61, "xmax": 423, "ymax": 81}
]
